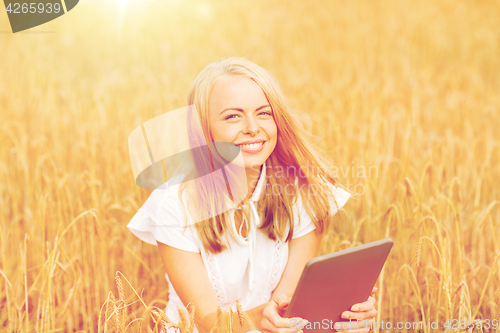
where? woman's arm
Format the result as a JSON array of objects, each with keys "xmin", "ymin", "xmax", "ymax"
[
  {"xmin": 157, "ymin": 241, "xmax": 219, "ymax": 333},
  {"xmin": 271, "ymin": 229, "xmax": 323, "ymax": 300},
  {"xmin": 157, "ymin": 241, "xmax": 267, "ymax": 333},
  {"xmin": 260, "ymin": 230, "xmax": 322, "ymax": 333}
]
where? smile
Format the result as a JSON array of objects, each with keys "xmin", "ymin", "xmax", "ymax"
[
  {"xmin": 237, "ymin": 142, "xmax": 264, "ymax": 149},
  {"xmin": 236, "ymin": 141, "xmax": 266, "ymax": 154}
]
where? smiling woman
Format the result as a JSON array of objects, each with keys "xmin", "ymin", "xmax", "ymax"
[
  {"xmin": 208, "ymin": 74, "xmax": 278, "ymax": 195},
  {"xmin": 127, "ymin": 57, "xmax": 376, "ymax": 333}
]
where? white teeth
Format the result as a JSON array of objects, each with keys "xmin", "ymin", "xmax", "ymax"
[{"xmin": 238, "ymin": 142, "xmax": 264, "ymax": 149}]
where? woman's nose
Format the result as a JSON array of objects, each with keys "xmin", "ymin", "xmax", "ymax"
[{"xmin": 243, "ymin": 115, "xmax": 260, "ymax": 135}]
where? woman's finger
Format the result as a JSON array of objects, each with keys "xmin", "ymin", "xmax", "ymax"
[
  {"xmin": 341, "ymin": 308, "xmax": 377, "ymax": 321},
  {"xmin": 370, "ymin": 287, "xmax": 378, "ymax": 296},
  {"xmin": 262, "ymin": 304, "xmax": 290, "ymax": 328},
  {"xmin": 261, "ymin": 301, "xmax": 308, "ymax": 333},
  {"xmin": 335, "ymin": 325, "xmax": 372, "ymax": 333},
  {"xmin": 350, "ymin": 296, "xmax": 376, "ymax": 312},
  {"xmin": 334, "ymin": 318, "xmax": 374, "ymax": 332},
  {"xmin": 273, "ymin": 293, "xmax": 290, "ymax": 316},
  {"xmin": 261, "ymin": 316, "xmax": 309, "ymax": 333},
  {"xmin": 273, "ymin": 294, "xmax": 289, "ymax": 307}
]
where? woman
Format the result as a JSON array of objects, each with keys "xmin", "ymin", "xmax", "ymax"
[{"xmin": 128, "ymin": 57, "xmax": 377, "ymax": 333}]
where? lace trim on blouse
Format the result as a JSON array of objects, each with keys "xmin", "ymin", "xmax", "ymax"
[
  {"xmin": 205, "ymin": 251, "xmax": 226, "ymax": 305},
  {"xmin": 264, "ymin": 238, "xmax": 285, "ymax": 298}
]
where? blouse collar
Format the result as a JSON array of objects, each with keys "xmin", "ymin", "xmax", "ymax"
[{"xmin": 229, "ymin": 161, "xmax": 267, "ymax": 291}]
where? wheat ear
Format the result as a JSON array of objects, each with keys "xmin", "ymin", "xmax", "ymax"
[{"xmin": 236, "ymin": 300, "xmax": 245, "ymax": 327}]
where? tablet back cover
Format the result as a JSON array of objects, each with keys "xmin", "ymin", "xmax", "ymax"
[{"xmin": 285, "ymin": 238, "xmax": 393, "ymax": 333}]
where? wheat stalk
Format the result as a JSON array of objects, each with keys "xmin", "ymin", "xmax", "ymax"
[
  {"xmin": 228, "ymin": 308, "xmax": 233, "ymax": 333},
  {"xmin": 236, "ymin": 300, "xmax": 244, "ymax": 327},
  {"xmin": 188, "ymin": 303, "xmax": 195, "ymax": 333},
  {"xmin": 178, "ymin": 305, "xmax": 189, "ymax": 333},
  {"xmin": 209, "ymin": 306, "xmax": 223, "ymax": 333},
  {"xmin": 105, "ymin": 292, "xmax": 115, "ymax": 333},
  {"xmin": 415, "ymin": 237, "xmax": 422, "ymax": 269},
  {"xmin": 115, "ymin": 273, "xmax": 128, "ymax": 328},
  {"xmin": 153, "ymin": 308, "xmax": 180, "ymax": 333},
  {"xmin": 110, "ymin": 293, "xmax": 121, "ymax": 333},
  {"xmin": 153, "ymin": 309, "xmax": 168, "ymax": 332}
]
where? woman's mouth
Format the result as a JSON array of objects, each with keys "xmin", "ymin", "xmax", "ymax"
[{"xmin": 237, "ymin": 141, "xmax": 265, "ymax": 153}]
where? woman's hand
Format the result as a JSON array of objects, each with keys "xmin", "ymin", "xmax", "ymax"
[
  {"xmin": 261, "ymin": 293, "xmax": 309, "ymax": 333},
  {"xmin": 333, "ymin": 287, "xmax": 378, "ymax": 333}
]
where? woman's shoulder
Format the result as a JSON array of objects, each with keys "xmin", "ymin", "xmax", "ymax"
[
  {"xmin": 136, "ymin": 174, "xmax": 191, "ymax": 224},
  {"xmin": 128, "ymin": 173, "xmax": 201, "ymax": 250},
  {"xmin": 291, "ymin": 175, "xmax": 351, "ymax": 212},
  {"xmin": 319, "ymin": 175, "xmax": 352, "ymax": 209}
]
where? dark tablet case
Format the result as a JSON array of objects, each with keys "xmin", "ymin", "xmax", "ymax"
[{"xmin": 284, "ymin": 238, "xmax": 394, "ymax": 332}]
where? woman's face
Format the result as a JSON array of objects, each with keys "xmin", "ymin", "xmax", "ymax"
[{"xmin": 208, "ymin": 74, "xmax": 277, "ymax": 173}]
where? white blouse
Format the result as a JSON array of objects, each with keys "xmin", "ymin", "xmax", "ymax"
[{"xmin": 127, "ymin": 162, "xmax": 351, "ymax": 332}]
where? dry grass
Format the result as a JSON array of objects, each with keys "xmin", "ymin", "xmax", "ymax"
[{"xmin": 1, "ymin": 0, "xmax": 499, "ymax": 332}]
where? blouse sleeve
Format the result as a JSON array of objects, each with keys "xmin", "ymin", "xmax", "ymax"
[
  {"xmin": 127, "ymin": 183, "xmax": 200, "ymax": 253},
  {"xmin": 292, "ymin": 182, "xmax": 351, "ymax": 239}
]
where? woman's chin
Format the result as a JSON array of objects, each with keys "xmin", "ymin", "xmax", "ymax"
[
  {"xmin": 223, "ymin": 152, "xmax": 269, "ymax": 175},
  {"xmin": 243, "ymin": 159, "xmax": 266, "ymax": 172}
]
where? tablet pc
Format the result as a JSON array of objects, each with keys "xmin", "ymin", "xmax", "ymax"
[{"xmin": 284, "ymin": 238, "xmax": 393, "ymax": 332}]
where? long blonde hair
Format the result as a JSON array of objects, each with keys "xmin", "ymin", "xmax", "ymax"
[{"xmin": 178, "ymin": 57, "xmax": 343, "ymax": 254}]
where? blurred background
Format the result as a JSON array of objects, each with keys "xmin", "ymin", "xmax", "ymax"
[{"xmin": 1, "ymin": 0, "xmax": 499, "ymax": 331}]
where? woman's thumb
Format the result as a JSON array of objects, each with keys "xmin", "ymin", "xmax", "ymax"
[{"xmin": 274, "ymin": 294, "xmax": 289, "ymax": 309}]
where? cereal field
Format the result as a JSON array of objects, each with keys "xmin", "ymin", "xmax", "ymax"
[{"xmin": 0, "ymin": 0, "xmax": 499, "ymax": 332}]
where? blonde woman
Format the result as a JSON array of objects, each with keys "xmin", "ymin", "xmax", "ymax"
[{"xmin": 128, "ymin": 57, "xmax": 377, "ymax": 333}]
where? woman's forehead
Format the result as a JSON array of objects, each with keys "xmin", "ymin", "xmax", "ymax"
[{"xmin": 209, "ymin": 75, "xmax": 267, "ymax": 108}]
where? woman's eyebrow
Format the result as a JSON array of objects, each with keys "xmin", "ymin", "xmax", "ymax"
[{"xmin": 220, "ymin": 104, "xmax": 271, "ymax": 115}]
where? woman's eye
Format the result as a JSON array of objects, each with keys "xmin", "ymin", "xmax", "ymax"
[
  {"xmin": 225, "ymin": 114, "xmax": 239, "ymax": 120},
  {"xmin": 259, "ymin": 111, "xmax": 272, "ymax": 116}
]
